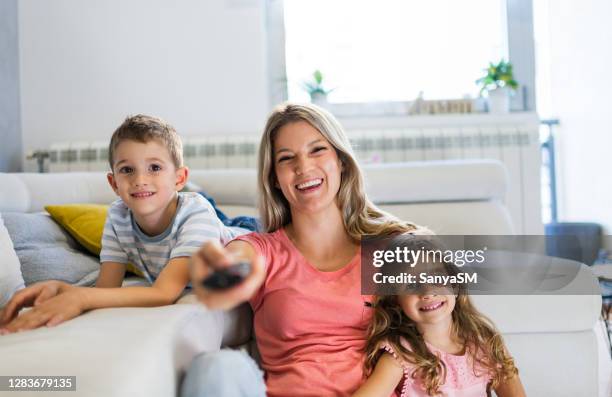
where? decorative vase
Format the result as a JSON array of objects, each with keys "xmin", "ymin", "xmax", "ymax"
[
  {"xmin": 310, "ymin": 92, "xmax": 328, "ymax": 107},
  {"xmin": 487, "ymin": 87, "xmax": 510, "ymax": 114}
]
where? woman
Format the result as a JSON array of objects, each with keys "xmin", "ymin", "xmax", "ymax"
[{"xmin": 183, "ymin": 103, "xmax": 420, "ymax": 397}]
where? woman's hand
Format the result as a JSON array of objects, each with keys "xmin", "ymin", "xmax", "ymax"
[
  {"xmin": 191, "ymin": 240, "xmax": 265, "ymax": 311},
  {"xmin": 0, "ymin": 288, "xmax": 86, "ymax": 334},
  {"xmin": 0, "ymin": 280, "xmax": 72, "ymax": 326}
]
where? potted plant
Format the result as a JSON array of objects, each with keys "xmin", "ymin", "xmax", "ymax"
[
  {"xmin": 476, "ymin": 59, "xmax": 518, "ymax": 114},
  {"xmin": 302, "ymin": 70, "xmax": 334, "ymax": 106}
]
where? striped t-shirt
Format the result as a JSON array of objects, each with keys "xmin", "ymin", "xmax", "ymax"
[{"xmin": 100, "ymin": 192, "xmax": 246, "ymax": 283}]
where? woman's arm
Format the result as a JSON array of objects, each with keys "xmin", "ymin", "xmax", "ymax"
[
  {"xmin": 493, "ymin": 374, "xmax": 527, "ymax": 397},
  {"xmin": 352, "ymin": 353, "xmax": 404, "ymax": 397},
  {"xmin": 191, "ymin": 240, "xmax": 266, "ymax": 310}
]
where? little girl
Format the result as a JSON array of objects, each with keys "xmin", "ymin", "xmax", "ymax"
[{"xmin": 354, "ymin": 236, "xmax": 526, "ymax": 397}]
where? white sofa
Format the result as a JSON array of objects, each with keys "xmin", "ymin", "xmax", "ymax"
[{"xmin": 0, "ymin": 160, "xmax": 609, "ymax": 397}]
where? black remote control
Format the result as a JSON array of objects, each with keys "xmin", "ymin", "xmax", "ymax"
[{"xmin": 201, "ymin": 261, "xmax": 251, "ymax": 290}]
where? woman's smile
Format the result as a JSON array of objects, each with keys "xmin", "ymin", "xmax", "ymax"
[{"xmin": 295, "ymin": 178, "xmax": 324, "ymax": 193}]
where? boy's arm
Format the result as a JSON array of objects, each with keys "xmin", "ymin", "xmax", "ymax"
[
  {"xmin": 0, "ymin": 257, "xmax": 190, "ymax": 333},
  {"xmin": 81, "ymin": 256, "xmax": 190, "ymax": 309},
  {"xmin": 352, "ymin": 353, "xmax": 404, "ymax": 397},
  {"xmin": 95, "ymin": 262, "xmax": 127, "ymax": 288},
  {"xmin": 1, "ymin": 262, "xmax": 127, "ymax": 326},
  {"xmin": 0, "ymin": 280, "xmax": 72, "ymax": 326}
]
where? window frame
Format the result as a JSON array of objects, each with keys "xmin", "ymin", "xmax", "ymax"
[{"xmin": 265, "ymin": 0, "xmax": 536, "ymax": 115}]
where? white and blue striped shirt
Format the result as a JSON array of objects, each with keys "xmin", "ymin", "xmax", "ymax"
[{"xmin": 100, "ymin": 192, "xmax": 246, "ymax": 283}]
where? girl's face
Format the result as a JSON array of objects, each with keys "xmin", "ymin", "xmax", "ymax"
[
  {"xmin": 273, "ymin": 121, "xmax": 343, "ymax": 215},
  {"xmin": 397, "ymin": 285, "xmax": 456, "ymax": 328}
]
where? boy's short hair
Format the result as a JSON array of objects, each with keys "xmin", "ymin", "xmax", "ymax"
[{"xmin": 108, "ymin": 114, "xmax": 183, "ymax": 170}]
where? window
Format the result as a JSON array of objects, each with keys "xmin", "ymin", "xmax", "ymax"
[{"xmin": 283, "ymin": 0, "xmax": 508, "ymax": 104}]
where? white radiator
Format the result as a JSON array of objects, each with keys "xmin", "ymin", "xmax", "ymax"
[{"xmin": 33, "ymin": 113, "xmax": 542, "ymax": 234}]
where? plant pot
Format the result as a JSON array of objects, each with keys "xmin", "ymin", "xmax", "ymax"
[
  {"xmin": 310, "ymin": 92, "xmax": 328, "ymax": 107},
  {"xmin": 487, "ymin": 87, "xmax": 510, "ymax": 114}
]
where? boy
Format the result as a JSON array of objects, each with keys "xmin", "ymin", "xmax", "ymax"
[{"xmin": 0, "ymin": 115, "xmax": 243, "ymax": 333}]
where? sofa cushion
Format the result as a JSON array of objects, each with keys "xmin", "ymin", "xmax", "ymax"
[
  {"xmin": 1, "ymin": 212, "xmax": 99, "ymax": 286},
  {"xmin": 0, "ymin": 214, "xmax": 25, "ymax": 307},
  {"xmin": 364, "ymin": 160, "xmax": 507, "ymax": 203},
  {"xmin": 186, "ymin": 160, "xmax": 508, "ymax": 208},
  {"xmin": 379, "ymin": 201, "xmax": 514, "ymax": 235}
]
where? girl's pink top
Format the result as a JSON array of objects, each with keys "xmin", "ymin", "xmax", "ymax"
[
  {"xmin": 236, "ymin": 229, "xmax": 372, "ymax": 397},
  {"xmin": 381, "ymin": 338, "xmax": 491, "ymax": 397}
]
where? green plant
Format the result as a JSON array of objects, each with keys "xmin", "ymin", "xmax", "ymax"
[
  {"xmin": 476, "ymin": 59, "xmax": 519, "ymax": 94},
  {"xmin": 301, "ymin": 70, "xmax": 334, "ymax": 97}
]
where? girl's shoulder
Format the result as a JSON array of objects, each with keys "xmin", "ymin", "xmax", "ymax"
[
  {"xmin": 377, "ymin": 338, "xmax": 415, "ymax": 371},
  {"xmin": 377, "ymin": 338, "xmax": 424, "ymax": 397}
]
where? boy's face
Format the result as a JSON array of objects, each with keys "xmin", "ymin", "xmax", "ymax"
[{"xmin": 107, "ymin": 139, "xmax": 188, "ymax": 220}]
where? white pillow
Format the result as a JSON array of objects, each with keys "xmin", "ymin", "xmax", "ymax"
[{"xmin": 0, "ymin": 213, "xmax": 25, "ymax": 307}]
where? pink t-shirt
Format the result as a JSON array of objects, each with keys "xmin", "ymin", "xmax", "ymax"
[
  {"xmin": 381, "ymin": 338, "xmax": 491, "ymax": 397},
  {"xmin": 236, "ymin": 229, "xmax": 373, "ymax": 397}
]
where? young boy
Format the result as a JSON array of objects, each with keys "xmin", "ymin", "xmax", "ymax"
[{"xmin": 0, "ymin": 115, "xmax": 244, "ymax": 333}]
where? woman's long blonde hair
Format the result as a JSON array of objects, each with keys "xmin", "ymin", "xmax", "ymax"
[
  {"xmin": 258, "ymin": 102, "xmax": 417, "ymax": 240},
  {"xmin": 364, "ymin": 236, "xmax": 519, "ymax": 395}
]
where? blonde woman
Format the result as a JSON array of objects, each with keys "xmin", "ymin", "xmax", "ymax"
[{"xmin": 182, "ymin": 103, "xmax": 418, "ymax": 397}]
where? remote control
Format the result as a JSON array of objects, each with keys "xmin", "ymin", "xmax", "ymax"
[{"xmin": 201, "ymin": 261, "xmax": 251, "ymax": 290}]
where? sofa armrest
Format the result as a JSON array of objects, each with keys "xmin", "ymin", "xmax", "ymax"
[
  {"xmin": 177, "ymin": 294, "xmax": 253, "ymax": 348},
  {"xmin": 0, "ymin": 305, "xmax": 224, "ymax": 397}
]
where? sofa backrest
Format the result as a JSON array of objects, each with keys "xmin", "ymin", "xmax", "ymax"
[{"xmin": 0, "ymin": 159, "xmax": 513, "ymax": 234}]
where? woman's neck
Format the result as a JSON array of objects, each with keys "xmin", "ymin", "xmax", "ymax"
[{"xmin": 286, "ymin": 206, "xmax": 356, "ymax": 269}]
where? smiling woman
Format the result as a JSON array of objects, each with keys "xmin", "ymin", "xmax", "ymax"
[
  {"xmin": 271, "ymin": 120, "xmax": 343, "ymax": 224},
  {"xmin": 184, "ymin": 103, "xmax": 425, "ymax": 397}
]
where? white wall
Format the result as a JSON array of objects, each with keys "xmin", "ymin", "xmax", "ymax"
[
  {"xmin": 544, "ymin": 0, "xmax": 612, "ymax": 240},
  {"xmin": 0, "ymin": 0, "xmax": 22, "ymax": 172},
  {"xmin": 18, "ymin": 0, "xmax": 270, "ymax": 159}
]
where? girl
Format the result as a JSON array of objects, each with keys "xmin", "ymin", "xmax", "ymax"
[{"xmin": 354, "ymin": 236, "xmax": 526, "ymax": 397}]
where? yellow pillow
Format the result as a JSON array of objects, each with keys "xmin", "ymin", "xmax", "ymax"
[
  {"xmin": 46, "ymin": 204, "xmax": 107, "ymax": 255},
  {"xmin": 45, "ymin": 204, "xmax": 143, "ymax": 277}
]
